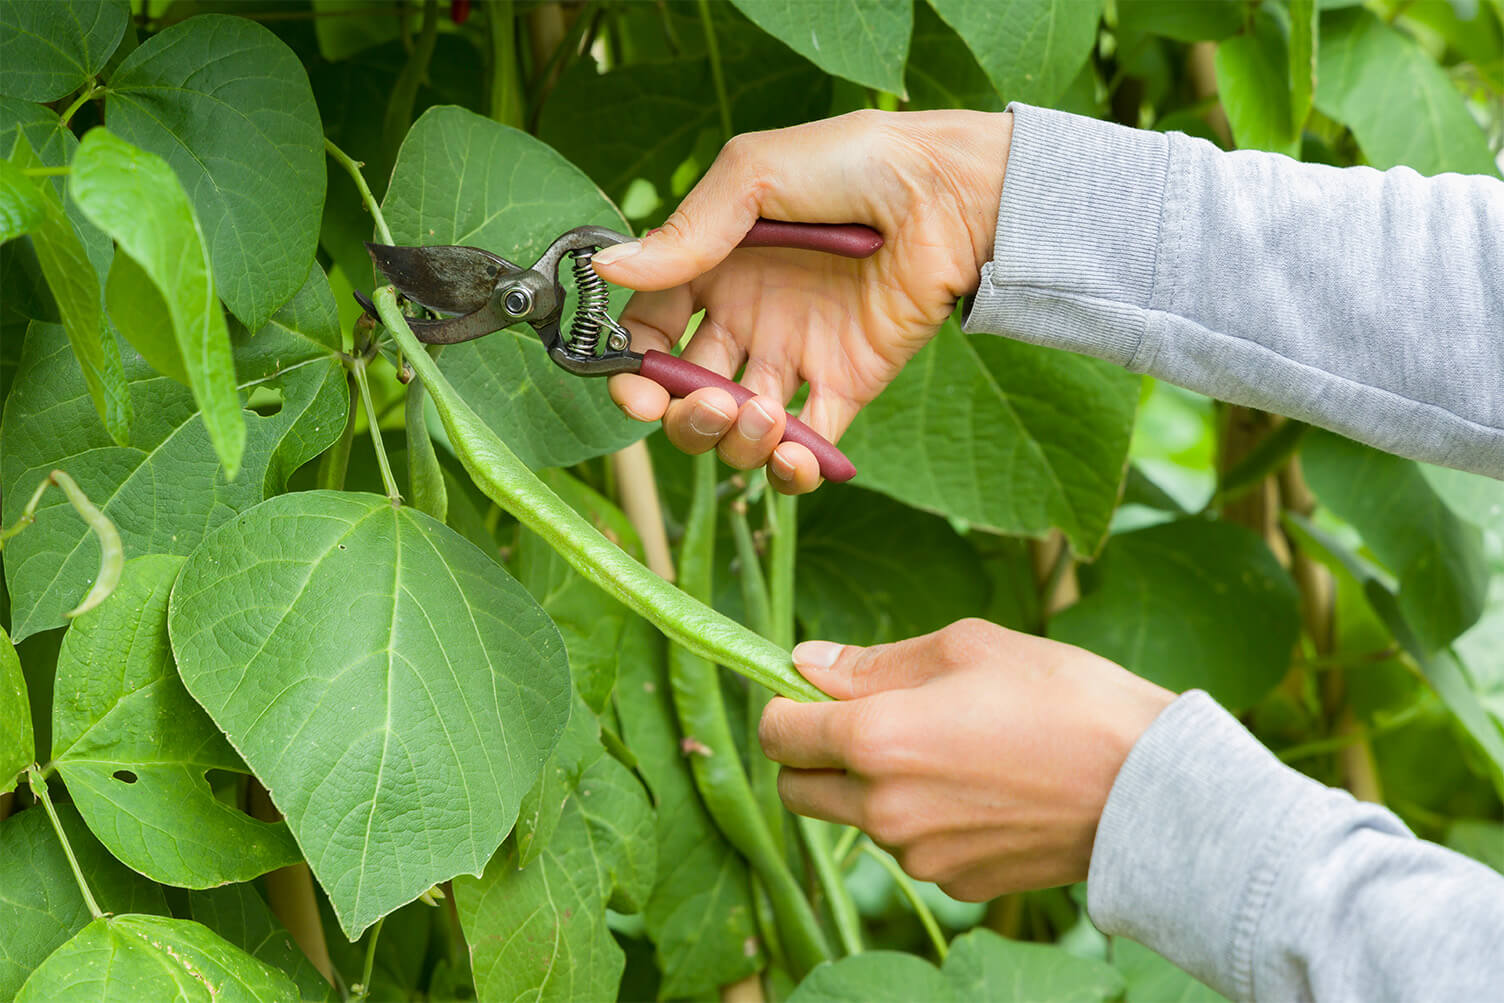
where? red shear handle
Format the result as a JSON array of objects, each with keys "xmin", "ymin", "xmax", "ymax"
[
  {"xmin": 639, "ymin": 350, "xmax": 856, "ymax": 483},
  {"xmin": 740, "ymin": 220, "xmax": 883, "ymax": 258}
]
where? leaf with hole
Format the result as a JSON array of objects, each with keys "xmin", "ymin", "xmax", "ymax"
[
  {"xmin": 167, "ymin": 490, "xmax": 571, "ymax": 938},
  {"xmin": 52, "ymin": 554, "xmax": 302, "ymax": 887},
  {"xmin": 0, "ymin": 267, "xmax": 346, "ymax": 642}
]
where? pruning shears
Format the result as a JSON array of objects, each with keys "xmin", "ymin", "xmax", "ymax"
[{"xmin": 356, "ymin": 220, "xmax": 882, "ymax": 483}]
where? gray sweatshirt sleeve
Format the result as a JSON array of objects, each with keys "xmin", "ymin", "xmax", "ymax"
[
  {"xmin": 962, "ymin": 103, "xmax": 1504, "ymax": 478},
  {"xmin": 1088, "ymin": 692, "xmax": 1504, "ymax": 1002}
]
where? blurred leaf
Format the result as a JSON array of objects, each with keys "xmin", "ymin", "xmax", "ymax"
[
  {"xmin": 1315, "ymin": 7, "xmax": 1499, "ymax": 175},
  {"xmin": 790, "ymin": 952, "xmax": 955, "ymax": 1002},
  {"xmin": 841, "ymin": 319, "xmax": 1138, "ymax": 556},
  {"xmin": 1422, "ymin": 465, "xmax": 1504, "ymax": 537},
  {"xmin": 1446, "ymin": 819, "xmax": 1504, "ymax": 873},
  {"xmin": 1050, "ymin": 519, "xmax": 1300, "ymax": 709},
  {"xmin": 945, "ymin": 928, "xmax": 1124, "ymax": 1002},
  {"xmin": 0, "ymin": 803, "xmax": 169, "ymax": 1000},
  {"xmin": 1112, "ymin": 937, "xmax": 1230, "ymax": 1003},
  {"xmin": 1215, "ymin": 6, "xmax": 1301, "ymax": 157},
  {"xmin": 797, "ymin": 484, "xmax": 990, "ymax": 644},
  {"xmin": 383, "ymin": 105, "xmax": 649, "ymax": 468},
  {"xmin": 1116, "ymin": 0, "xmax": 1248, "ymax": 43},
  {"xmin": 906, "ymin": 2, "xmax": 1006, "ymax": 110},
  {"xmin": 730, "ymin": 0, "xmax": 912, "ymax": 93},
  {"xmin": 928, "ymin": 0, "xmax": 1102, "ymax": 106},
  {"xmin": 0, "ymin": 0, "xmax": 128, "ymax": 101},
  {"xmin": 1288, "ymin": 0, "xmax": 1318, "ymax": 128}
]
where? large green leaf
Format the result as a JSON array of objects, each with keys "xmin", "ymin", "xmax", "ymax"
[
  {"xmin": 105, "ymin": 14, "xmax": 326, "ymax": 329},
  {"xmin": 71, "ymin": 128, "xmax": 243, "ymax": 474},
  {"xmin": 0, "ymin": 626, "xmax": 29, "ymax": 794},
  {"xmin": 1303, "ymin": 430, "xmax": 1489, "ymax": 653},
  {"xmin": 905, "ymin": 1, "xmax": 1007, "ymax": 110},
  {"xmin": 926, "ymin": 0, "xmax": 1102, "ymax": 106},
  {"xmin": 1049, "ymin": 518, "xmax": 1300, "ymax": 709},
  {"xmin": 839, "ymin": 321, "xmax": 1138, "ymax": 556},
  {"xmin": 1215, "ymin": 7, "xmax": 1301, "ymax": 157},
  {"xmin": 613, "ymin": 614, "xmax": 761, "ymax": 996},
  {"xmin": 944, "ymin": 929, "xmax": 1124, "ymax": 1001},
  {"xmin": 52, "ymin": 555, "xmax": 302, "ymax": 887},
  {"xmin": 791, "ymin": 952, "xmax": 956, "ymax": 1002},
  {"xmin": 1422, "ymin": 465, "xmax": 1504, "ymax": 538},
  {"xmin": 730, "ymin": 0, "xmax": 912, "ymax": 93},
  {"xmin": 7, "ymin": 133, "xmax": 132, "ymax": 446},
  {"xmin": 797, "ymin": 484, "xmax": 990, "ymax": 644},
  {"xmin": 1315, "ymin": 7, "xmax": 1499, "ymax": 176},
  {"xmin": 1, "ymin": 268, "xmax": 346, "ymax": 641},
  {"xmin": 456, "ymin": 754, "xmax": 655, "ymax": 1003},
  {"xmin": 183, "ymin": 885, "xmax": 334, "ymax": 1003},
  {"xmin": 0, "ymin": 0, "xmax": 128, "ymax": 102},
  {"xmin": 538, "ymin": 23, "xmax": 830, "ymax": 208},
  {"xmin": 1112, "ymin": 937, "xmax": 1229, "ymax": 1003},
  {"xmin": 168, "ymin": 490, "xmax": 572, "ymax": 939},
  {"xmin": 514, "ymin": 692, "xmax": 605, "ymax": 869},
  {"xmin": 382, "ymin": 105, "xmax": 648, "ymax": 469},
  {"xmin": 16, "ymin": 914, "xmax": 299, "ymax": 1003},
  {"xmin": 0, "ymin": 803, "xmax": 169, "ymax": 1000}
]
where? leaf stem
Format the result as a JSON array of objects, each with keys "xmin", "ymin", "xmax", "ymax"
[
  {"xmin": 58, "ymin": 82, "xmax": 103, "ymax": 128},
  {"xmin": 801, "ymin": 816, "xmax": 864, "ymax": 956},
  {"xmin": 859, "ymin": 842, "xmax": 947, "ymax": 961},
  {"xmin": 487, "ymin": 0, "xmax": 524, "ymax": 128},
  {"xmin": 352, "ymin": 358, "xmax": 402, "ymax": 506},
  {"xmin": 697, "ymin": 0, "xmax": 733, "ymax": 141},
  {"xmin": 28, "ymin": 767, "xmax": 103, "ymax": 919},
  {"xmin": 0, "ymin": 472, "xmax": 122, "ymax": 617},
  {"xmin": 831, "ymin": 824, "xmax": 860, "ymax": 865},
  {"xmin": 22, "ymin": 166, "xmax": 70, "ymax": 177},
  {"xmin": 350, "ymin": 915, "xmax": 385, "ymax": 1002},
  {"xmin": 318, "ymin": 371, "xmax": 361, "ymax": 491},
  {"xmin": 324, "ymin": 138, "xmax": 395, "ymax": 246}
]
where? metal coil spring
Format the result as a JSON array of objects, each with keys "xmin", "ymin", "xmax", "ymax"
[{"xmin": 568, "ymin": 249, "xmax": 608, "ymax": 356}]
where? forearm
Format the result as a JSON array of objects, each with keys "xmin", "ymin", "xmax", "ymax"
[
  {"xmin": 963, "ymin": 104, "xmax": 1504, "ymax": 478},
  {"xmin": 1089, "ymin": 692, "xmax": 1504, "ymax": 1001}
]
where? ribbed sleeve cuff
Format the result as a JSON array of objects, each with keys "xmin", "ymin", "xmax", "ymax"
[
  {"xmin": 962, "ymin": 103, "xmax": 1171, "ymax": 367},
  {"xmin": 1086, "ymin": 691, "xmax": 1330, "ymax": 1000}
]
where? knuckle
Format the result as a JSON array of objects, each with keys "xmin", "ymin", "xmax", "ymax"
[
  {"xmin": 756, "ymin": 703, "xmax": 788, "ymax": 759},
  {"xmin": 862, "ymin": 786, "xmax": 918, "ymax": 847},
  {"xmin": 935, "ymin": 618, "xmax": 993, "ymax": 664},
  {"xmin": 842, "ymin": 697, "xmax": 902, "ymax": 776},
  {"xmin": 899, "ymin": 845, "xmax": 950, "ymax": 885}
]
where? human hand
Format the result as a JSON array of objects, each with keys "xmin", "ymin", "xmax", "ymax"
[
  {"xmin": 591, "ymin": 109, "xmax": 1013, "ymax": 494},
  {"xmin": 758, "ymin": 619, "xmax": 1176, "ymax": 899}
]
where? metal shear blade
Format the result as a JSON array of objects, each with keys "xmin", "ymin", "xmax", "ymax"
[{"xmin": 365, "ymin": 242, "xmax": 524, "ymax": 315}]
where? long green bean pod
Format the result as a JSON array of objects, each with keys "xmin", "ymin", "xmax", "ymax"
[
  {"xmin": 669, "ymin": 453, "xmax": 830, "ymax": 976},
  {"xmin": 373, "ymin": 287, "xmax": 826, "ymax": 702}
]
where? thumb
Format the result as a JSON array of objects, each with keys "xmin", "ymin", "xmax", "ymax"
[
  {"xmin": 591, "ymin": 140, "xmax": 764, "ymax": 292},
  {"xmin": 792, "ymin": 631, "xmax": 955, "ymax": 701}
]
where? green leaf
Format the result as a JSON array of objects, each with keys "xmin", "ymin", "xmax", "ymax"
[
  {"xmin": 729, "ymin": 0, "xmax": 912, "ymax": 93},
  {"xmin": 514, "ymin": 692, "xmax": 605, "ymax": 869},
  {"xmin": 0, "ymin": 0, "xmax": 128, "ymax": 102},
  {"xmin": 1315, "ymin": 7, "xmax": 1499, "ymax": 175},
  {"xmin": 1, "ymin": 306, "xmax": 345, "ymax": 641},
  {"xmin": 1288, "ymin": 0, "xmax": 1317, "ymax": 128},
  {"xmin": 52, "ymin": 554, "xmax": 302, "ymax": 888},
  {"xmin": 1115, "ymin": 1, "xmax": 1248, "ymax": 43},
  {"xmin": 944, "ymin": 928, "xmax": 1125, "ymax": 1001},
  {"xmin": 1303, "ymin": 430, "xmax": 1489, "ymax": 653},
  {"xmin": 7, "ymin": 133, "xmax": 133, "ymax": 446},
  {"xmin": 1422, "ymin": 465, "xmax": 1504, "ymax": 538},
  {"xmin": 1446, "ymin": 819, "xmax": 1504, "ymax": 874},
  {"xmin": 382, "ymin": 105, "xmax": 648, "ymax": 469},
  {"xmin": 455, "ymin": 754, "xmax": 655, "ymax": 1003},
  {"xmin": 104, "ymin": 14, "xmax": 327, "ymax": 329},
  {"xmin": 613, "ymin": 614, "xmax": 761, "ymax": 997},
  {"xmin": 183, "ymin": 885, "xmax": 335, "ymax": 1003},
  {"xmin": 905, "ymin": 1, "xmax": 1006, "ymax": 110},
  {"xmin": 1050, "ymin": 519, "xmax": 1300, "ymax": 710},
  {"xmin": 167, "ymin": 490, "xmax": 571, "ymax": 939},
  {"xmin": 70, "ymin": 127, "xmax": 244, "ymax": 476},
  {"xmin": 0, "ymin": 626, "xmax": 30, "ymax": 794},
  {"xmin": 16, "ymin": 914, "xmax": 299, "ymax": 1003},
  {"xmin": 839, "ymin": 319, "xmax": 1138, "ymax": 556},
  {"xmin": 0, "ymin": 803, "xmax": 169, "ymax": 1000},
  {"xmin": 797, "ymin": 484, "xmax": 990, "ymax": 644},
  {"xmin": 926, "ymin": 0, "xmax": 1102, "ymax": 107},
  {"xmin": 0, "ymin": 156, "xmax": 44, "ymax": 242},
  {"xmin": 311, "ymin": 0, "xmax": 406, "ymax": 62},
  {"xmin": 538, "ymin": 24, "xmax": 830, "ymax": 209},
  {"xmin": 1112, "ymin": 937, "xmax": 1230, "ymax": 1003},
  {"xmin": 1215, "ymin": 7, "xmax": 1301, "ymax": 157},
  {"xmin": 790, "ymin": 952, "xmax": 956, "ymax": 1003}
]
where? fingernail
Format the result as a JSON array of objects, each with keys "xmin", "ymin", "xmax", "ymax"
[
  {"xmin": 770, "ymin": 446, "xmax": 797, "ymax": 482},
  {"xmin": 742, "ymin": 399, "xmax": 778, "ymax": 438},
  {"xmin": 689, "ymin": 401, "xmax": 732, "ymax": 436},
  {"xmin": 592, "ymin": 241, "xmax": 642, "ymax": 266},
  {"xmin": 793, "ymin": 641, "xmax": 843, "ymax": 670}
]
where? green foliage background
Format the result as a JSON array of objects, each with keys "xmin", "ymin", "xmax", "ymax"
[{"xmin": 1, "ymin": 0, "xmax": 1501, "ymax": 1000}]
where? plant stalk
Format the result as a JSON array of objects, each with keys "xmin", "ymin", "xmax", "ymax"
[
  {"xmin": 382, "ymin": 0, "xmax": 439, "ymax": 169},
  {"xmin": 324, "ymin": 139, "xmax": 395, "ymax": 246},
  {"xmin": 28, "ymin": 767, "xmax": 103, "ymax": 919},
  {"xmin": 317, "ymin": 371, "xmax": 361, "ymax": 491},
  {"xmin": 801, "ymin": 816, "xmax": 864, "ymax": 956},
  {"xmin": 351, "ymin": 916, "xmax": 386, "ymax": 1002},
  {"xmin": 352, "ymin": 357, "xmax": 402, "ymax": 506},
  {"xmin": 697, "ymin": 0, "xmax": 733, "ymax": 141},
  {"xmin": 860, "ymin": 842, "xmax": 947, "ymax": 960},
  {"xmin": 58, "ymin": 82, "xmax": 103, "ymax": 128},
  {"xmin": 487, "ymin": 0, "xmax": 525, "ymax": 128}
]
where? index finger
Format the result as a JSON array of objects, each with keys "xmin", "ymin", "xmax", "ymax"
[{"xmin": 758, "ymin": 695, "xmax": 858, "ymax": 770}]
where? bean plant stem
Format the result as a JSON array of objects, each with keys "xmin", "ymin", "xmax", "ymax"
[
  {"xmin": 28, "ymin": 767, "xmax": 103, "ymax": 920},
  {"xmin": 859, "ymin": 841, "xmax": 948, "ymax": 961},
  {"xmin": 488, "ymin": 0, "xmax": 524, "ymax": 128},
  {"xmin": 352, "ymin": 358, "xmax": 402, "ymax": 506},
  {"xmin": 58, "ymin": 82, "xmax": 103, "ymax": 128},
  {"xmin": 831, "ymin": 824, "xmax": 861, "ymax": 865},
  {"xmin": 351, "ymin": 916, "xmax": 385, "ymax": 1002},
  {"xmin": 324, "ymin": 139, "xmax": 395, "ymax": 245},
  {"xmin": 373, "ymin": 287, "xmax": 826, "ymax": 702},
  {"xmin": 0, "ymin": 471, "xmax": 122, "ymax": 618},
  {"xmin": 697, "ymin": 0, "xmax": 733, "ymax": 140},
  {"xmin": 317, "ymin": 372, "xmax": 361, "ymax": 491}
]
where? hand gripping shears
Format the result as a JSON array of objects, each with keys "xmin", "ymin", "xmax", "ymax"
[{"xmin": 356, "ymin": 220, "xmax": 881, "ymax": 483}]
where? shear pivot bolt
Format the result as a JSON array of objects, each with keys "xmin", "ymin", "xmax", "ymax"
[{"xmin": 503, "ymin": 288, "xmax": 532, "ymax": 316}]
